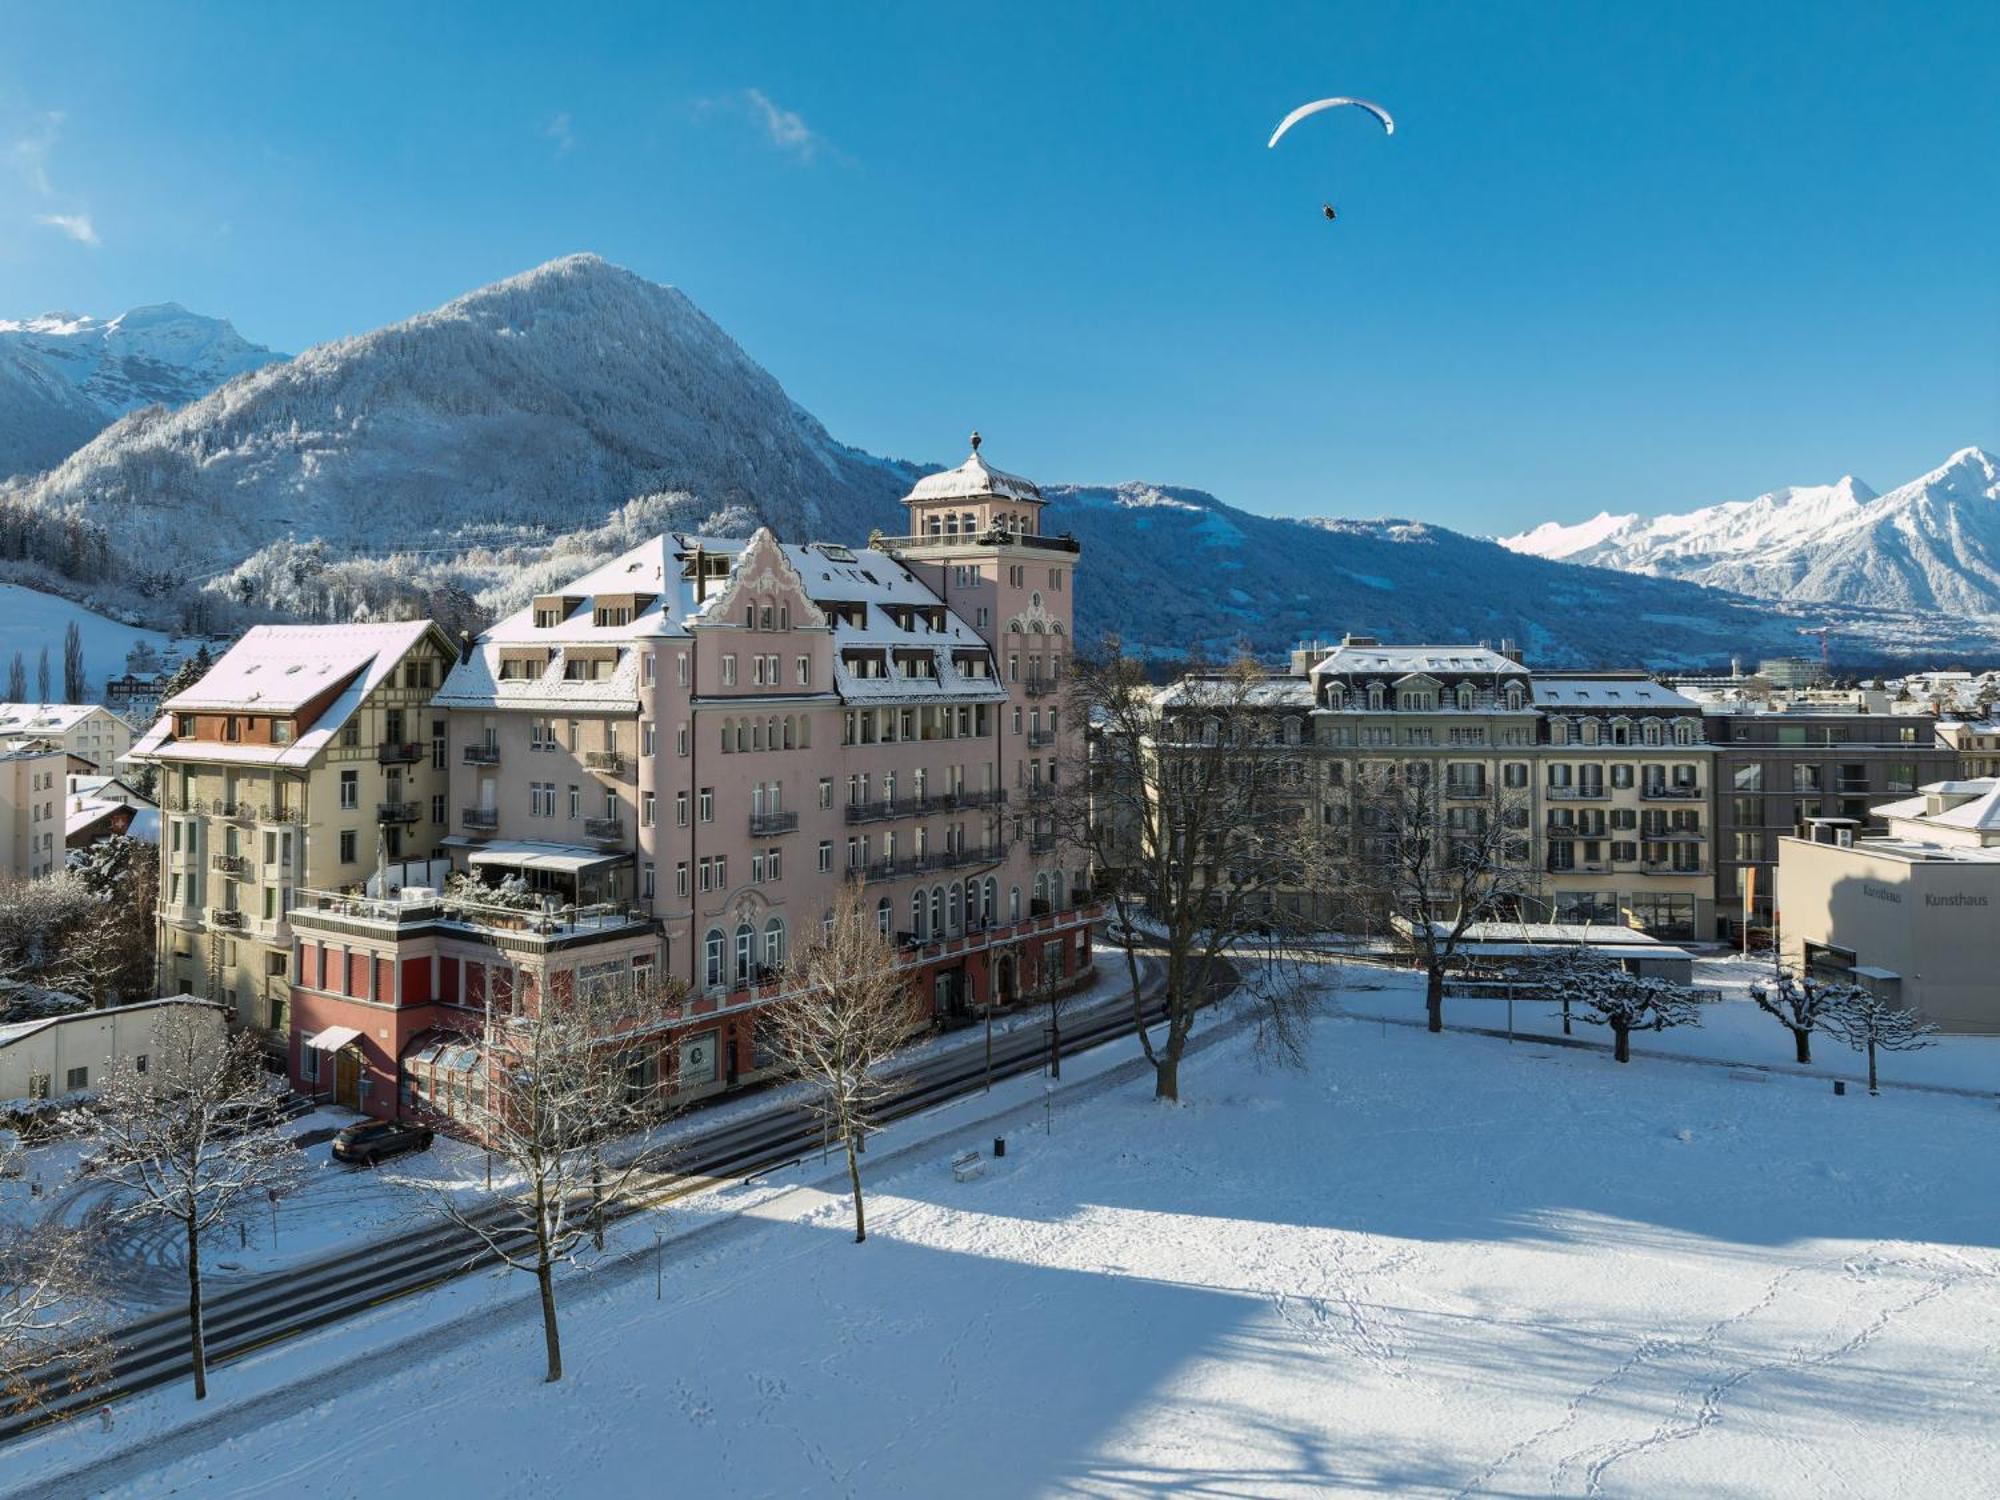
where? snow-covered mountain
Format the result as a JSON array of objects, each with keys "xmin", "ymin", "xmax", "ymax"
[
  {"xmin": 1501, "ymin": 450, "xmax": 2000, "ymax": 615},
  {"xmin": 0, "ymin": 255, "xmax": 1984, "ymax": 666},
  {"xmin": 0, "ymin": 304, "xmax": 281, "ymax": 478}
]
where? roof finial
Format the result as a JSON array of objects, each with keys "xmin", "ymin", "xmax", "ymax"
[{"xmin": 969, "ymin": 430, "xmax": 982, "ymax": 454}]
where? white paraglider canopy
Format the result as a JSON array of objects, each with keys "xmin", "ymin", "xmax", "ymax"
[{"xmin": 1267, "ymin": 97, "xmax": 1396, "ymax": 149}]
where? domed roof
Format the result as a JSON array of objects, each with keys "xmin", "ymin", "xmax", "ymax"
[{"xmin": 902, "ymin": 436, "xmax": 1043, "ymax": 506}]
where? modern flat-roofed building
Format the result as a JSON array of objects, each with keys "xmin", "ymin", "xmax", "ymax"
[
  {"xmin": 1775, "ymin": 779, "xmax": 2000, "ymax": 1033},
  {"xmin": 1707, "ymin": 707, "xmax": 1952, "ymax": 942}
]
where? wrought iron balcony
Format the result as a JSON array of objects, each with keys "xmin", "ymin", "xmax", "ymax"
[
  {"xmin": 463, "ymin": 743, "xmax": 501, "ymax": 766},
  {"xmin": 376, "ymin": 800, "xmax": 422, "ymax": 824},
  {"xmin": 209, "ymin": 908, "xmax": 246, "ymax": 930},
  {"xmin": 377, "ymin": 741, "xmax": 424, "ymax": 765},
  {"xmin": 210, "ymin": 853, "xmax": 248, "ymax": 874},
  {"xmin": 463, "ymin": 806, "xmax": 499, "ymax": 831},
  {"xmin": 584, "ymin": 751, "xmax": 629, "ymax": 777},
  {"xmin": 1641, "ymin": 785, "xmax": 1703, "ymax": 800},
  {"xmin": 749, "ymin": 810, "xmax": 799, "ymax": 837},
  {"xmin": 1026, "ymin": 729, "xmax": 1056, "ymax": 749},
  {"xmin": 1022, "ymin": 679, "xmax": 1056, "ymax": 699},
  {"xmin": 1029, "ymin": 832, "xmax": 1058, "ymax": 854},
  {"xmin": 584, "ymin": 816, "xmax": 625, "ymax": 842}
]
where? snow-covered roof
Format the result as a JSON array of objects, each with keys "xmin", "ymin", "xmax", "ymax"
[
  {"xmin": 164, "ymin": 622, "xmax": 436, "ymax": 715},
  {"xmin": 1153, "ymin": 677, "xmax": 1315, "ymax": 710},
  {"xmin": 0, "ymin": 703, "xmax": 116, "ymax": 735},
  {"xmin": 903, "ymin": 450, "xmax": 1043, "ymax": 506},
  {"xmin": 1311, "ymin": 644, "xmax": 1527, "ymax": 678},
  {"xmin": 441, "ymin": 528, "xmax": 1004, "ymax": 712},
  {"xmin": 139, "ymin": 621, "xmax": 442, "ymax": 769},
  {"xmin": 1531, "ymin": 678, "xmax": 1699, "ymax": 710}
]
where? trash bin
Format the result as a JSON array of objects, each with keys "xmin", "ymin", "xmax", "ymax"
[{"xmin": 993, "ymin": 1136, "xmax": 1006, "ymax": 1158}]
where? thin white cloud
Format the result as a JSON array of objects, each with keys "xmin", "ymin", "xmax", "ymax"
[
  {"xmin": 7, "ymin": 110, "xmax": 63, "ymax": 196},
  {"xmin": 37, "ymin": 212, "xmax": 99, "ymax": 246},
  {"xmin": 543, "ymin": 111, "xmax": 575, "ymax": 154},
  {"xmin": 743, "ymin": 88, "xmax": 823, "ymax": 163}
]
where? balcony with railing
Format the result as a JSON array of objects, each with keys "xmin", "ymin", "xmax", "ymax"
[
  {"xmin": 210, "ymin": 852, "xmax": 248, "ymax": 875},
  {"xmin": 1641, "ymin": 784, "xmax": 1703, "ymax": 801},
  {"xmin": 377, "ymin": 800, "xmax": 422, "ymax": 824},
  {"xmin": 1444, "ymin": 781, "xmax": 1489, "ymax": 801},
  {"xmin": 1641, "ymin": 860, "xmax": 1706, "ymax": 875},
  {"xmin": 1029, "ymin": 832, "xmax": 1058, "ymax": 855},
  {"xmin": 462, "ymin": 743, "xmax": 500, "ymax": 766},
  {"xmin": 209, "ymin": 908, "xmax": 246, "ymax": 930},
  {"xmin": 289, "ymin": 887, "xmax": 654, "ymax": 946},
  {"xmin": 1022, "ymin": 678, "xmax": 1056, "ymax": 699},
  {"xmin": 861, "ymin": 842, "xmax": 1009, "ymax": 882},
  {"xmin": 463, "ymin": 806, "xmax": 499, "ymax": 832},
  {"xmin": 1544, "ymin": 786, "xmax": 1610, "ymax": 801},
  {"xmin": 377, "ymin": 741, "xmax": 424, "ymax": 766},
  {"xmin": 843, "ymin": 787, "xmax": 1008, "ymax": 825},
  {"xmin": 583, "ymin": 816, "xmax": 625, "ymax": 843},
  {"xmin": 584, "ymin": 751, "xmax": 629, "ymax": 778},
  {"xmin": 748, "ymin": 809, "xmax": 799, "ymax": 837},
  {"xmin": 1026, "ymin": 729, "xmax": 1056, "ymax": 749}
]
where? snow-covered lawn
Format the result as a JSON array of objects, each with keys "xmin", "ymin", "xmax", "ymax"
[
  {"xmin": 0, "ymin": 584, "xmax": 185, "ymax": 704},
  {"xmin": 13, "ymin": 991, "xmax": 1998, "ymax": 1498},
  {"xmin": 1337, "ymin": 953, "xmax": 2000, "ymax": 1095}
]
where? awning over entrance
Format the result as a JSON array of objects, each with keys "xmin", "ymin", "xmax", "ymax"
[
  {"xmin": 462, "ymin": 840, "xmax": 626, "ymax": 876},
  {"xmin": 307, "ymin": 1025, "xmax": 364, "ymax": 1053}
]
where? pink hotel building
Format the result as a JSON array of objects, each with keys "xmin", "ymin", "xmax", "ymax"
[{"xmin": 284, "ymin": 442, "xmax": 1099, "ymax": 1119}]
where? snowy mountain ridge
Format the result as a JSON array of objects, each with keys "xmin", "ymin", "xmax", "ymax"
[
  {"xmin": 1500, "ymin": 452, "xmax": 2000, "ymax": 614},
  {"xmin": 1, "ymin": 254, "xmax": 1993, "ymax": 666},
  {"xmin": 0, "ymin": 302, "xmax": 281, "ymax": 479}
]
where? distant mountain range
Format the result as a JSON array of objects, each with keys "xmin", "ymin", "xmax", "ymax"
[
  {"xmin": 1501, "ymin": 448, "xmax": 2000, "ymax": 616},
  {"xmin": 0, "ymin": 304, "xmax": 281, "ymax": 479},
  {"xmin": 0, "ymin": 256, "xmax": 1993, "ymax": 668}
]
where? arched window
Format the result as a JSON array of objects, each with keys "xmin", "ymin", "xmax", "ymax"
[
  {"xmin": 1457, "ymin": 684, "xmax": 1475, "ymax": 711},
  {"xmin": 912, "ymin": 890, "xmax": 926, "ymax": 940},
  {"xmin": 735, "ymin": 721, "xmax": 748, "ymax": 753},
  {"xmin": 704, "ymin": 928, "xmax": 725, "ymax": 989},
  {"xmin": 720, "ymin": 724, "xmax": 733, "ymax": 753},
  {"xmin": 763, "ymin": 916, "xmax": 786, "ymax": 972},
  {"xmin": 734, "ymin": 923, "xmax": 755, "ymax": 983},
  {"xmin": 1010, "ymin": 885, "xmax": 1021, "ymax": 922},
  {"xmin": 798, "ymin": 716, "xmax": 811, "ymax": 749},
  {"xmin": 876, "ymin": 896, "xmax": 892, "ymax": 936},
  {"xmin": 930, "ymin": 886, "xmax": 944, "ymax": 936},
  {"xmin": 983, "ymin": 877, "xmax": 997, "ymax": 923},
  {"xmin": 782, "ymin": 717, "xmax": 795, "ymax": 750},
  {"xmin": 1034, "ymin": 872, "xmax": 1049, "ymax": 907},
  {"xmin": 1052, "ymin": 869, "xmax": 1066, "ymax": 907},
  {"xmin": 766, "ymin": 716, "xmax": 779, "ymax": 750},
  {"xmin": 1367, "ymin": 685, "xmax": 1385, "ymax": 711},
  {"xmin": 1505, "ymin": 684, "xmax": 1524, "ymax": 712},
  {"xmin": 964, "ymin": 878, "xmax": 980, "ymax": 929},
  {"xmin": 752, "ymin": 720, "xmax": 765, "ymax": 752},
  {"xmin": 947, "ymin": 883, "xmax": 961, "ymax": 934}
]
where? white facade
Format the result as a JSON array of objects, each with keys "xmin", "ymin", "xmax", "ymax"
[{"xmin": 0, "ymin": 998, "xmax": 226, "ymax": 1102}]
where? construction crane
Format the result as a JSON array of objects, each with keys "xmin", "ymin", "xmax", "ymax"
[{"xmin": 1799, "ymin": 625, "xmax": 1833, "ymax": 674}]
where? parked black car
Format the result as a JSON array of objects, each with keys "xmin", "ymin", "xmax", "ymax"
[{"xmin": 331, "ymin": 1119, "xmax": 434, "ymax": 1166}]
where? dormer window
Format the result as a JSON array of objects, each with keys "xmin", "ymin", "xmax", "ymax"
[
  {"xmin": 1456, "ymin": 684, "xmax": 1475, "ymax": 711},
  {"xmin": 1367, "ymin": 685, "xmax": 1385, "ymax": 711},
  {"xmin": 1504, "ymin": 684, "xmax": 1524, "ymax": 711}
]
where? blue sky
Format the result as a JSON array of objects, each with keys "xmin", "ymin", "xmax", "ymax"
[{"xmin": 1, "ymin": 1, "xmax": 1994, "ymax": 533}]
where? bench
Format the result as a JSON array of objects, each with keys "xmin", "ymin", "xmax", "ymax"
[{"xmin": 951, "ymin": 1150, "xmax": 985, "ymax": 1183}]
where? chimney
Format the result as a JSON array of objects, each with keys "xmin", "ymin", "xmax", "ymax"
[
  {"xmin": 457, "ymin": 630, "xmax": 474, "ymax": 665},
  {"xmin": 693, "ymin": 543, "xmax": 707, "ymax": 603}
]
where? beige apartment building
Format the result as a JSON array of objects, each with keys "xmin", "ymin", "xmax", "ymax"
[
  {"xmin": 0, "ymin": 702, "xmax": 134, "ymax": 773},
  {"xmin": 1937, "ymin": 720, "xmax": 2000, "ymax": 779},
  {"xmin": 129, "ymin": 621, "xmax": 456, "ymax": 1037},
  {"xmin": 0, "ymin": 740, "xmax": 66, "ymax": 881},
  {"xmin": 282, "ymin": 442, "xmax": 1100, "ymax": 1121},
  {"xmin": 1776, "ymin": 779, "xmax": 2000, "ymax": 1033}
]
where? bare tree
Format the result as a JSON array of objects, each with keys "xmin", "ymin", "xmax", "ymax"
[
  {"xmin": 1058, "ymin": 645, "xmax": 1326, "ymax": 1101},
  {"xmin": 1748, "ymin": 969, "xmax": 1842, "ymax": 1064},
  {"xmin": 62, "ymin": 622, "xmax": 85, "ymax": 705},
  {"xmin": 765, "ymin": 881, "xmax": 918, "ymax": 1243},
  {"xmin": 430, "ymin": 975, "xmax": 680, "ymax": 1383},
  {"xmin": 1343, "ymin": 766, "xmax": 1537, "ymax": 1033},
  {"xmin": 0, "ymin": 1137, "xmax": 109, "ymax": 1416},
  {"xmin": 1821, "ymin": 986, "xmax": 1938, "ymax": 1095},
  {"xmin": 87, "ymin": 1006, "xmax": 300, "ymax": 1399},
  {"xmin": 1541, "ymin": 948, "xmax": 1703, "ymax": 1063}
]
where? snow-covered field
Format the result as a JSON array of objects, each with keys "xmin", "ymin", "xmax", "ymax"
[
  {"xmin": 0, "ymin": 584, "xmax": 182, "ymax": 704},
  {"xmin": 12, "ymin": 985, "xmax": 1998, "ymax": 1499}
]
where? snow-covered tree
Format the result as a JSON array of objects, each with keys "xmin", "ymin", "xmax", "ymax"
[
  {"xmin": 1541, "ymin": 948, "xmax": 1704, "ymax": 1063},
  {"xmin": 34, "ymin": 648, "xmax": 49, "ymax": 703},
  {"xmin": 85, "ymin": 1007, "xmax": 300, "ymax": 1400},
  {"xmin": 0, "ymin": 1135, "xmax": 109, "ymax": 1414},
  {"xmin": 1748, "ymin": 969, "xmax": 1842, "ymax": 1064},
  {"xmin": 1341, "ymin": 764, "xmax": 1537, "ymax": 1034},
  {"xmin": 764, "ymin": 881, "xmax": 916, "ymax": 1243},
  {"xmin": 1058, "ymin": 646, "xmax": 1328, "ymax": 1099},
  {"xmin": 430, "ymin": 972, "xmax": 683, "ymax": 1383},
  {"xmin": 1821, "ymin": 987, "xmax": 1937, "ymax": 1095}
]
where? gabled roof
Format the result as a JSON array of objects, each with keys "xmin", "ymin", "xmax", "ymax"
[{"xmin": 0, "ymin": 703, "xmax": 115, "ymax": 735}]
